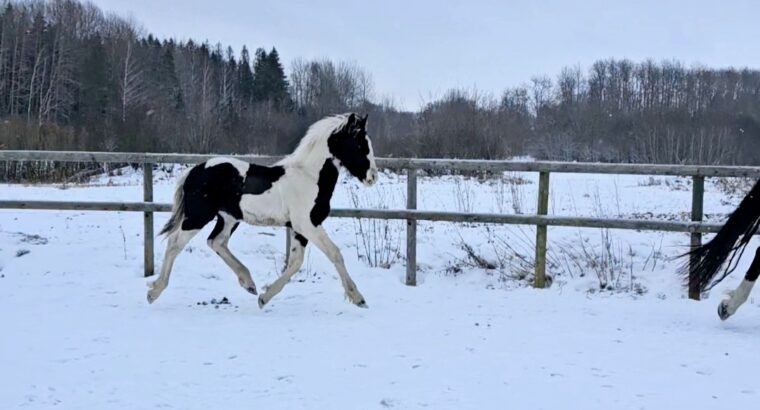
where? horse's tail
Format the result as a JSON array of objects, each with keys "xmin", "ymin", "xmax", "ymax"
[
  {"xmin": 681, "ymin": 179, "xmax": 760, "ymax": 292},
  {"xmin": 159, "ymin": 167, "xmax": 192, "ymax": 237}
]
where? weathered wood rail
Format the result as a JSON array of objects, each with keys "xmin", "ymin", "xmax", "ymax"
[{"xmin": 2, "ymin": 150, "xmax": 760, "ymax": 300}]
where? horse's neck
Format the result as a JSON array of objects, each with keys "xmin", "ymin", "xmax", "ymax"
[{"xmin": 278, "ymin": 143, "xmax": 335, "ymax": 179}]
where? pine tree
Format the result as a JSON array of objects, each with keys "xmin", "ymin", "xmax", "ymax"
[
  {"xmin": 251, "ymin": 47, "xmax": 292, "ymax": 109},
  {"xmin": 237, "ymin": 45, "xmax": 254, "ymax": 107},
  {"xmin": 157, "ymin": 42, "xmax": 182, "ymax": 110},
  {"xmin": 74, "ymin": 34, "xmax": 114, "ymax": 146},
  {"xmin": 251, "ymin": 47, "xmax": 268, "ymax": 103},
  {"xmin": 219, "ymin": 46, "xmax": 237, "ymax": 125},
  {"xmin": 265, "ymin": 48, "xmax": 292, "ymax": 109}
]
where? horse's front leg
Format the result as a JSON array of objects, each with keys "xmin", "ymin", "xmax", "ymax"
[
  {"xmin": 294, "ymin": 222, "xmax": 366, "ymax": 307},
  {"xmin": 257, "ymin": 229, "xmax": 307, "ymax": 308}
]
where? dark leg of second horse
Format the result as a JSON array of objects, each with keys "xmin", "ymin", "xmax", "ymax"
[{"xmin": 718, "ymin": 247, "xmax": 760, "ymax": 320}]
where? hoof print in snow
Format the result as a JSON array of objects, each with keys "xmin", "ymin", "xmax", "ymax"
[
  {"xmin": 197, "ymin": 297, "xmax": 231, "ymax": 308},
  {"xmin": 13, "ymin": 232, "xmax": 48, "ymax": 245},
  {"xmin": 380, "ymin": 399, "xmax": 397, "ymax": 408},
  {"xmin": 16, "ymin": 249, "xmax": 30, "ymax": 258}
]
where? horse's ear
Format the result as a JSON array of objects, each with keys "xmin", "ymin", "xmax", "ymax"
[
  {"xmin": 360, "ymin": 114, "xmax": 368, "ymax": 127},
  {"xmin": 347, "ymin": 113, "xmax": 356, "ymax": 126}
]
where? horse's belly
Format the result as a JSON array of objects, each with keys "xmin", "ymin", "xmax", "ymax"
[{"xmin": 239, "ymin": 192, "xmax": 287, "ymax": 226}]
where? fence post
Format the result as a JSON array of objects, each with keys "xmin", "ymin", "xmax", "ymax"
[
  {"xmin": 689, "ymin": 176, "xmax": 705, "ymax": 300},
  {"xmin": 406, "ymin": 168, "xmax": 418, "ymax": 286},
  {"xmin": 534, "ymin": 171, "xmax": 550, "ymax": 288},
  {"xmin": 143, "ymin": 163, "xmax": 154, "ymax": 277}
]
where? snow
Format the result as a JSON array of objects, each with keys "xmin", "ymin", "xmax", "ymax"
[{"xmin": 1, "ymin": 166, "xmax": 758, "ymax": 409}]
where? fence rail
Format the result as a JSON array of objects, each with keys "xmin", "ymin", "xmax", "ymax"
[
  {"xmin": 4, "ymin": 149, "xmax": 760, "ymax": 177},
  {"xmin": 2, "ymin": 150, "xmax": 758, "ymax": 300}
]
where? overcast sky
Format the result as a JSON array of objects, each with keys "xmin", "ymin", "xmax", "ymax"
[{"xmin": 90, "ymin": 0, "xmax": 760, "ymax": 110}]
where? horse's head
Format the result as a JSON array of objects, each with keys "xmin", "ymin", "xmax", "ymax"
[{"xmin": 328, "ymin": 113, "xmax": 378, "ymax": 186}]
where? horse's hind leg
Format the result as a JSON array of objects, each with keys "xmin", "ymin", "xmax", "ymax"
[
  {"xmin": 148, "ymin": 228, "xmax": 198, "ymax": 303},
  {"xmin": 718, "ymin": 247, "xmax": 760, "ymax": 320},
  {"xmin": 207, "ymin": 212, "xmax": 257, "ymax": 295}
]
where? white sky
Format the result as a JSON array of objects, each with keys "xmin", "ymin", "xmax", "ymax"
[{"xmin": 90, "ymin": 0, "xmax": 760, "ymax": 111}]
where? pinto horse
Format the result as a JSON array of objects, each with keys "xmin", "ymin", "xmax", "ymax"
[
  {"xmin": 683, "ymin": 179, "xmax": 760, "ymax": 320},
  {"xmin": 148, "ymin": 113, "xmax": 378, "ymax": 308}
]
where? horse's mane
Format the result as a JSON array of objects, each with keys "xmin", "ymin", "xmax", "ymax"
[{"xmin": 278, "ymin": 114, "xmax": 351, "ymax": 166}]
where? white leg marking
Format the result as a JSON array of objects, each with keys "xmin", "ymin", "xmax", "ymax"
[
  {"xmin": 294, "ymin": 223, "xmax": 366, "ymax": 307},
  {"xmin": 148, "ymin": 229, "xmax": 198, "ymax": 303},
  {"xmin": 258, "ymin": 231, "xmax": 306, "ymax": 308},
  {"xmin": 718, "ymin": 279, "xmax": 755, "ymax": 320}
]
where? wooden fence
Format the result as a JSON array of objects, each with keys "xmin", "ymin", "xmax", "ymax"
[{"xmin": 3, "ymin": 150, "xmax": 760, "ymax": 300}]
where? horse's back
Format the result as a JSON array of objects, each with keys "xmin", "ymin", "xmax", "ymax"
[{"xmin": 178, "ymin": 158, "xmax": 287, "ymax": 228}]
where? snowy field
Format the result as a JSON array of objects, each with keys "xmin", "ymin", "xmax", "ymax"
[{"xmin": 1, "ymin": 165, "xmax": 759, "ymax": 409}]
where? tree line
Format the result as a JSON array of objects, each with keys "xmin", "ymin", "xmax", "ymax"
[{"xmin": 0, "ymin": 0, "xmax": 758, "ymax": 182}]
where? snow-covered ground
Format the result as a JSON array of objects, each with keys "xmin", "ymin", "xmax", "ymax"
[{"xmin": 1, "ymin": 165, "xmax": 758, "ymax": 409}]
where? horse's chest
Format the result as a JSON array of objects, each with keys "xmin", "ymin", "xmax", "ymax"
[{"xmin": 309, "ymin": 160, "xmax": 339, "ymax": 226}]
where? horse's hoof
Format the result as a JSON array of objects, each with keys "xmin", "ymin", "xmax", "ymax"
[
  {"xmin": 257, "ymin": 295, "xmax": 267, "ymax": 309},
  {"xmin": 246, "ymin": 286, "xmax": 257, "ymax": 296},
  {"xmin": 717, "ymin": 301, "xmax": 732, "ymax": 321},
  {"xmin": 147, "ymin": 292, "xmax": 157, "ymax": 304},
  {"xmin": 356, "ymin": 299, "xmax": 368, "ymax": 309}
]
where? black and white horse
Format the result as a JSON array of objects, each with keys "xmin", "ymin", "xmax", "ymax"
[
  {"xmin": 683, "ymin": 180, "xmax": 760, "ymax": 320},
  {"xmin": 149, "ymin": 113, "xmax": 378, "ymax": 308}
]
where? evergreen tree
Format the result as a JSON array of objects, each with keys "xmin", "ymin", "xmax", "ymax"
[
  {"xmin": 237, "ymin": 45, "xmax": 254, "ymax": 106},
  {"xmin": 157, "ymin": 42, "xmax": 182, "ymax": 110},
  {"xmin": 251, "ymin": 47, "xmax": 292, "ymax": 109},
  {"xmin": 265, "ymin": 48, "xmax": 292, "ymax": 109},
  {"xmin": 73, "ymin": 34, "xmax": 114, "ymax": 147},
  {"xmin": 251, "ymin": 48, "xmax": 268, "ymax": 103}
]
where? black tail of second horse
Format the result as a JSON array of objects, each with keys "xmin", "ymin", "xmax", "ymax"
[{"xmin": 683, "ymin": 179, "xmax": 760, "ymax": 292}]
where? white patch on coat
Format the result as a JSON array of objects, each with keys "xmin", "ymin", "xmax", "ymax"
[
  {"xmin": 205, "ymin": 157, "xmax": 250, "ymax": 178},
  {"xmin": 364, "ymin": 138, "xmax": 378, "ymax": 185},
  {"xmin": 240, "ymin": 186, "xmax": 289, "ymax": 226}
]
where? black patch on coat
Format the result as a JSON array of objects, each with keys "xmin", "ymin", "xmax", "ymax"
[
  {"xmin": 243, "ymin": 164, "xmax": 285, "ymax": 194},
  {"xmin": 747, "ymin": 247, "xmax": 760, "ymax": 282},
  {"xmin": 208, "ymin": 216, "xmax": 225, "ymax": 241},
  {"xmin": 285, "ymin": 222, "xmax": 308, "ymax": 247},
  {"xmin": 179, "ymin": 160, "xmax": 284, "ymax": 232},
  {"xmin": 310, "ymin": 159, "xmax": 339, "ymax": 226},
  {"xmin": 294, "ymin": 233, "xmax": 308, "ymax": 247},
  {"xmin": 208, "ymin": 216, "xmax": 240, "ymax": 243}
]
